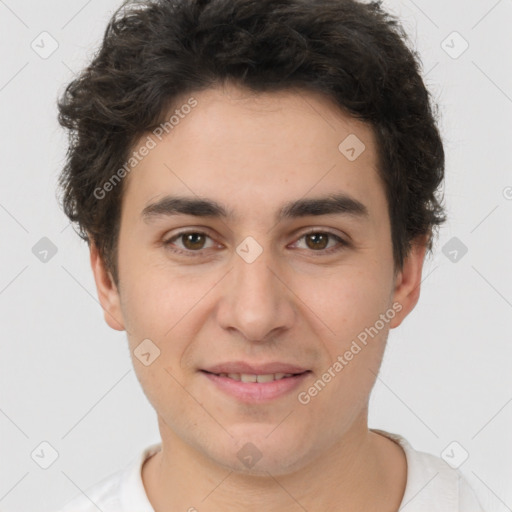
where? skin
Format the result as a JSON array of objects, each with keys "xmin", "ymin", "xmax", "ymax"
[{"xmin": 90, "ymin": 82, "xmax": 428, "ymax": 512}]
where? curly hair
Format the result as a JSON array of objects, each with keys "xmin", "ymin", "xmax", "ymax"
[{"xmin": 57, "ymin": 0, "xmax": 446, "ymax": 286}]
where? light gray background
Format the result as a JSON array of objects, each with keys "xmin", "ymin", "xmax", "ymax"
[{"xmin": 1, "ymin": 1, "xmax": 511, "ymax": 511}]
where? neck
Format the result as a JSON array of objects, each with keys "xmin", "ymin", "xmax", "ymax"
[{"xmin": 142, "ymin": 417, "xmax": 407, "ymax": 512}]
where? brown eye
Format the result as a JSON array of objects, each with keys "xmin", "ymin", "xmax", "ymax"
[
  {"xmin": 180, "ymin": 232, "xmax": 207, "ymax": 250},
  {"xmin": 304, "ymin": 232, "xmax": 330, "ymax": 250},
  {"xmin": 163, "ymin": 231, "xmax": 216, "ymax": 256},
  {"xmin": 293, "ymin": 230, "xmax": 348, "ymax": 255}
]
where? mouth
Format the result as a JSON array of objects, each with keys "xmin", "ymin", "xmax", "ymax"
[
  {"xmin": 201, "ymin": 370, "xmax": 307, "ymax": 382},
  {"xmin": 200, "ymin": 369, "xmax": 312, "ymax": 402}
]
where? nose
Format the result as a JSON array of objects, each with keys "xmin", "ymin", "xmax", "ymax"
[{"xmin": 216, "ymin": 244, "xmax": 296, "ymax": 343}]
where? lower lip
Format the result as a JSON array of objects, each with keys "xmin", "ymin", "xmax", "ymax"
[{"xmin": 201, "ymin": 371, "xmax": 311, "ymax": 402}]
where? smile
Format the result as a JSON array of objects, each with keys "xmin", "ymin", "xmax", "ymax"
[
  {"xmin": 201, "ymin": 370, "xmax": 311, "ymax": 402},
  {"xmin": 213, "ymin": 372, "xmax": 297, "ymax": 382}
]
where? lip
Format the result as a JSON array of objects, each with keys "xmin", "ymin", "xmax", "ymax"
[
  {"xmin": 202, "ymin": 361, "xmax": 309, "ymax": 375},
  {"xmin": 201, "ymin": 370, "xmax": 311, "ymax": 402}
]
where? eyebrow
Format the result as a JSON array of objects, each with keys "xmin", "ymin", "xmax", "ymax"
[{"xmin": 141, "ymin": 193, "xmax": 369, "ymax": 223}]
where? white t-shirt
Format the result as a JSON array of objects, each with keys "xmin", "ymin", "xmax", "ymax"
[{"xmin": 56, "ymin": 429, "xmax": 485, "ymax": 512}]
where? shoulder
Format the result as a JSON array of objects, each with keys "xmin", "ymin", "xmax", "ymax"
[
  {"xmin": 55, "ymin": 443, "xmax": 162, "ymax": 512},
  {"xmin": 56, "ymin": 470, "xmax": 124, "ymax": 512},
  {"xmin": 371, "ymin": 429, "xmax": 486, "ymax": 512}
]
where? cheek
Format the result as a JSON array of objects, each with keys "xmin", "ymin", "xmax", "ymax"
[
  {"xmin": 299, "ymin": 264, "xmax": 392, "ymax": 342},
  {"xmin": 119, "ymin": 264, "xmax": 211, "ymax": 381},
  {"xmin": 122, "ymin": 275, "xmax": 192, "ymax": 410},
  {"xmin": 118, "ymin": 254, "xmax": 187, "ymax": 336},
  {"xmin": 294, "ymin": 273, "xmax": 392, "ymax": 423}
]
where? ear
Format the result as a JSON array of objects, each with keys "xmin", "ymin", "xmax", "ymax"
[
  {"xmin": 89, "ymin": 241, "xmax": 125, "ymax": 331},
  {"xmin": 389, "ymin": 234, "xmax": 429, "ymax": 329}
]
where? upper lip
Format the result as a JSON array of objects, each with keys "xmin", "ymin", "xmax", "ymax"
[{"xmin": 202, "ymin": 361, "xmax": 310, "ymax": 375}]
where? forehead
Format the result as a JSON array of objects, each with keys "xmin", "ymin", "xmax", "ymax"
[{"xmin": 122, "ymin": 84, "xmax": 385, "ymax": 224}]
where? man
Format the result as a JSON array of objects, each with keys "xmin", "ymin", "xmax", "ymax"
[{"xmin": 55, "ymin": 0, "xmax": 485, "ymax": 510}]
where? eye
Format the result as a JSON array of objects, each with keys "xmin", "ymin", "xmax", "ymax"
[
  {"xmin": 163, "ymin": 229, "xmax": 348, "ymax": 257},
  {"xmin": 291, "ymin": 230, "xmax": 348, "ymax": 255},
  {"xmin": 163, "ymin": 231, "xmax": 216, "ymax": 256}
]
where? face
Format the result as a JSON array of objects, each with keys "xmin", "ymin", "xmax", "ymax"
[{"xmin": 91, "ymin": 83, "xmax": 426, "ymax": 475}]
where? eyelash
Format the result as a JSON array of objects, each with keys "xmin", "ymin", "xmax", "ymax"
[{"xmin": 162, "ymin": 229, "xmax": 349, "ymax": 257}]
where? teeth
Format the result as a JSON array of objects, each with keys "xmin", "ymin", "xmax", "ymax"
[
  {"xmin": 217, "ymin": 372, "xmax": 296, "ymax": 382},
  {"xmin": 256, "ymin": 374, "xmax": 275, "ymax": 383}
]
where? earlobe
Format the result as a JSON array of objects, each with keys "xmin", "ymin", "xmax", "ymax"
[
  {"xmin": 89, "ymin": 242, "xmax": 125, "ymax": 331},
  {"xmin": 389, "ymin": 235, "xmax": 428, "ymax": 329}
]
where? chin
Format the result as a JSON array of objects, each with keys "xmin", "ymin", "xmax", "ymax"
[{"xmin": 211, "ymin": 425, "xmax": 315, "ymax": 476}]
